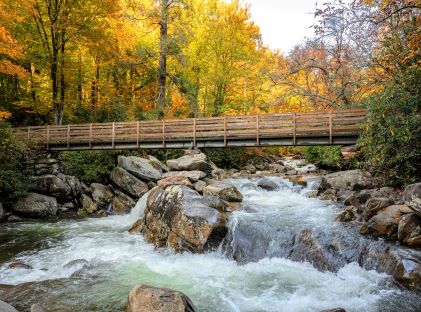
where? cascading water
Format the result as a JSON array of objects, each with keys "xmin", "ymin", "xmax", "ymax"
[{"xmin": 0, "ymin": 177, "xmax": 420, "ymax": 312}]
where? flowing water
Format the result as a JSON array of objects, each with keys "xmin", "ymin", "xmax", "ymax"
[{"xmin": 0, "ymin": 177, "xmax": 420, "ymax": 312}]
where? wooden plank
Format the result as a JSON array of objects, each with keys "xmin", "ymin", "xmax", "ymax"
[
  {"xmin": 67, "ymin": 125, "xmax": 70, "ymax": 149},
  {"xmin": 162, "ymin": 120, "xmax": 166, "ymax": 147},
  {"xmin": 46, "ymin": 125, "xmax": 50, "ymax": 150},
  {"xmin": 136, "ymin": 121, "xmax": 140, "ymax": 148},
  {"xmin": 329, "ymin": 113, "xmax": 333, "ymax": 144},
  {"xmin": 292, "ymin": 113, "xmax": 296, "ymax": 145},
  {"xmin": 112, "ymin": 122, "xmax": 115, "ymax": 149},
  {"xmin": 193, "ymin": 118, "xmax": 196, "ymax": 147},
  {"xmin": 224, "ymin": 116, "xmax": 227, "ymax": 147},
  {"xmin": 256, "ymin": 114, "xmax": 260, "ymax": 146}
]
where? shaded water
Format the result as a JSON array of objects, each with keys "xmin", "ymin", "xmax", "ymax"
[{"xmin": 0, "ymin": 178, "xmax": 420, "ymax": 311}]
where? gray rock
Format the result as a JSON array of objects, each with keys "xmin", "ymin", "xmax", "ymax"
[
  {"xmin": 242, "ymin": 164, "xmax": 256, "ymax": 174},
  {"xmin": 362, "ymin": 197, "xmax": 394, "ymax": 221},
  {"xmin": 131, "ymin": 185, "xmax": 228, "ymax": 253},
  {"xmin": 58, "ymin": 202, "xmax": 75, "ymax": 213},
  {"xmin": 13, "ymin": 193, "xmax": 57, "ymax": 218},
  {"xmin": 0, "ymin": 300, "xmax": 18, "ymax": 312},
  {"xmin": 31, "ymin": 304, "xmax": 48, "ymax": 312},
  {"xmin": 162, "ymin": 170, "xmax": 207, "ymax": 182},
  {"xmin": 111, "ymin": 167, "xmax": 149, "ymax": 197},
  {"xmin": 148, "ymin": 155, "xmax": 169, "ymax": 172},
  {"xmin": 403, "ymin": 183, "xmax": 421, "ymax": 217},
  {"xmin": 324, "ymin": 169, "xmax": 372, "ymax": 191},
  {"xmin": 203, "ymin": 183, "xmax": 243, "ymax": 202},
  {"xmin": 118, "ymin": 156, "xmax": 163, "ymax": 181},
  {"xmin": 126, "ymin": 284, "xmax": 197, "ymax": 312},
  {"xmin": 62, "ymin": 175, "xmax": 83, "ymax": 197},
  {"xmin": 157, "ymin": 175, "xmax": 194, "ymax": 189},
  {"xmin": 113, "ymin": 190, "xmax": 136, "ymax": 215},
  {"xmin": 257, "ymin": 178, "xmax": 279, "ymax": 191},
  {"xmin": 90, "ymin": 183, "xmax": 113, "ymax": 209},
  {"xmin": 167, "ymin": 152, "xmax": 210, "ymax": 172},
  {"xmin": 80, "ymin": 194, "xmax": 98, "ymax": 214},
  {"xmin": 28, "ymin": 175, "xmax": 72, "ymax": 200},
  {"xmin": 398, "ymin": 213, "xmax": 421, "ymax": 247},
  {"xmin": 360, "ymin": 205, "xmax": 404, "ymax": 239},
  {"xmin": 194, "ymin": 180, "xmax": 207, "ymax": 193},
  {"xmin": 336, "ymin": 206, "xmax": 358, "ymax": 222}
]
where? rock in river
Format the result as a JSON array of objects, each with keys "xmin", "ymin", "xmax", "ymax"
[
  {"xmin": 90, "ymin": 183, "xmax": 113, "ymax": 209},
  {"xmin": 0, "ymin": 300, "xmax": 18, "ymax": 312},
  {"xmin": 167, "ymin": 152, "xmax": 210, "ymax": 172},
  {"xmin": 12, "ymin": 193, "xmax": 57, "ymax": 218},
  {"xmin": 324, "ymin": 169, "xmax": 373, "ymax": 191},
  {"xmin": 203, "ymin": 182, "xmax": 243, "ymax": 202},
  {"xmin": 126, "ymin": 284, "xmax": 197, "ymax": 312},
  {"xmin": 111, "ymin": 167, "xmax": 149, "ymax": 197},
  {"xmin": 118, "ymin": 156, "xmax": 163, "ymax": 182},
  {"xmin": 130, "ymin": 185, "xmax": 228, "ymax": 253},
  {"xmin": 403, "ymin": 183, "xmax": 421, "ymax": 217}
]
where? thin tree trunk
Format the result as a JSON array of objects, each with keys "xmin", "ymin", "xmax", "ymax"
[
  {"xmin": 59, "ymin": 30, "xmax": 66, "ymax": 124},
  {"xmin": 77, "ymin": 48, "xmax": 82, "ymax": 108},
  {"xmin": 157, "ymin": 0, "xmax": 169, "ymax": 118}
]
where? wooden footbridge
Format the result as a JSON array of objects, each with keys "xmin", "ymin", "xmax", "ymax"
[{"xmin": 13, "ymin": 109, "xmax": 366, "ymax": 151}]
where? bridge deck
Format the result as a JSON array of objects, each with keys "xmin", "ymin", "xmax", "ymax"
[{"xmin": 13, "ymin": 109, "xmax": 366, "ymax": 151}]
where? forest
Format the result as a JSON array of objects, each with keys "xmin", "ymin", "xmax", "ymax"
[{"xmin": 0, "ymin": 0, "xmax": 420, "ymax": 185}]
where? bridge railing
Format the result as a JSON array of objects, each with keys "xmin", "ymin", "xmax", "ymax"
[{"xmin": 12, "ymin": 109, "xmax": 366, "ymax": 149}]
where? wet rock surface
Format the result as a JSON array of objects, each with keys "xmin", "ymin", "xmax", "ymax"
[{"xmin": 12, "ymin": 193, "xmax": 57, "ymax": 218}]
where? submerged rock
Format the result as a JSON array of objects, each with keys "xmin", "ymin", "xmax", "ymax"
[
  {"xmin": 131, "ymin": 185, "xmax": 228, "ymax": 253},
  {"xmin": 111, "ymin": 167, "xmax": 149, "ymax": 197},
  {"xmin": 8, "ymin": 262, "xmax": 33, "ymax": 270},
  {"xmin": 13, "ymin": 193, "xmax": 57, "ymax": 218},
  {"xmin": 167, "ymin": 152, "xmax": 210, "ymax": 172},
  {"xmin": 118, "ymin": 156, "xmax": 163, "ymax": 182},
  {"xmin": 257, "ymin": 178, "xmax": 279, "ymax": 191},
  {"xmin": 126, "ymin": 284, "xmax": 197, "ymax": 312}
]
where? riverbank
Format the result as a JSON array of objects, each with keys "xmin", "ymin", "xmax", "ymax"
[{"xmin": 0, "ymin": 149, "xmax": 420, "ymax": 311}]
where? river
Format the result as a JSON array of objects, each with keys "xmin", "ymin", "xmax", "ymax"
[{"xmin": 0, "ymin": 177, "xmax": 420, "ymax": 311}]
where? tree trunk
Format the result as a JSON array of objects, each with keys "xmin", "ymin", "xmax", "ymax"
[
  {"xmin": 59, "ymin": 30, "xmax": 66, "ymax": 124},
  {"xmin": 157, "ymin": 0, "xmax": 169, "ymax": 118},
  {"xmin": 52, "ymin": 45, "xmax": 61, "ymax": 125},
  {"xmin": 77, "ymin": 48, "xmax": 82, "ymax": 108}
]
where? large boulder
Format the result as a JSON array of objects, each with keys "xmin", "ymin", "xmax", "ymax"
[
  {"xmin": 324, "ymin": 170, "xmax": 372, "ymax": 191},
  {"xmin": 28, "ymin": 175, "xmax": 72, "ymax": 200},
  {"xmin": 403, "ymin": 183, "xmax": 421, "ymax": 217},
  {"xmin": 90, "ymin": 183, "xmax": 114, "ymax": 209},
  {"xmin": 0, "ymin": 300, "xmax": 18, "ymax": 312},
  {"xmin": 126, "ymin": 284, "xmax": 197, "ymax": 312},
  {"xmin": 62, "ymin": 175, "xmax": 83, "ymax": 197},
  {"xmin": 360, "ymin": 205, "xmax": 407, "ymax": 239},
  {"xmin": 398, "ymin": 213, "xmax": 421, "ymax": 247},
  {"xmin": 162, "ymin": 171, "xmax": 207, "ymax": 182},
  {"xmin": 118, "ymin": 156, "xmax": 163, "ymax": 182},
  {"xmin": 13, "ymin": 193, "xmax": 57, "ymax": 218},
  {"xmin": 362, "ymin": 197, "xmax": 394, "ymax": 221},
  {"xmin": 157, "ymin": 175, "xmax": 194, "ymax": 189},
  {"xmin": 113, "ymin": 190, "xmax": 136, "ymax": 215},
  {"xmin": 256, "ymin": 178, "xmax": 279, "ymax": 191},
  {"xmin": 167, "ymin": 152, "xmax": 210, "ymax": 172},
  {"xmin": 203, "ymin": 183, "xmax": 243, "ymax": 202},
  {"xmin": 147, "ymin": 155, "xmax": 169, "ymax": 173},
  {"xmin": 80, "ymin": 194, "xmax": 98, "ymax": 214},
  {"xmin": 131, "ymin": 185, "xmax": 228, "ymax": 253},
  {"xmin": 111, "ymin": 167, "xmax": 149, "ymax": 197}
]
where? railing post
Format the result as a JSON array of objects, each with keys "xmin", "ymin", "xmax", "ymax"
[
  {"xmin": 112, "ymin": 122, "xmax": 115, "ymax": 149},
  {"xmin": 292, "ymin": 112, "xmax": 296, "ymax": 145},
  {"xmin": 162, "ymin": 120, "xmax": 166, "ymax": 147},
  {"xmin": 256, "ymin": 114, "xmax": 260, "ymax": 146},
  {"xmin": 46, "ymin": 125, "xmax": 50, "ymax": 150},
  {"xmin": 224, "ymin": 116, "xmax": 227, "ymax": 147},
  {"xmin": 136, "ymin": 121, "xmax": 140, "ymax": 148},
  {"xmin": 193, "ymin": 118, "xmax": 196, "ymax": 148},
  {"xmin": 89, "ymin": 123, "xmax": 93, "ymax": 148},
  {"xmin": 329, "ymin": 111, "xmax": 333, "ymax": 145},
  {"xmin": 27, "ymin": 126, "xmax": 31, "ymax": 143},
  {"xmin": 67, "ymin": 125, "xmax": 70, "ymax": 149}
]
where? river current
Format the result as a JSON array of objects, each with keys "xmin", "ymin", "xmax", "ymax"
[{"xmin": 0, "ymin": 177, "xmax": 420, "ymax": 311}]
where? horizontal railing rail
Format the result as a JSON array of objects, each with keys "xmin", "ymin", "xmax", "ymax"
[{"xmin": 12, "ymin": 109, "xmax": 367, "ymax": 150}]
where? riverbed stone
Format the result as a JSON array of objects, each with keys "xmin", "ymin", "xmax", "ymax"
[
  {"xmin": 90, "ymin": 183, "xmax": 114, "ymax": 209},
  {"xmin": 360, "ymin": 205, "xmax": 403, "ymax": 239},
  {"xmin": 403, "ymin": 183, "xmax": 421, "ymax": 217},
  {"xmin": 131, "ymin": 185, "xmax": 228, "ymax": 253},
  {"xmin": 162, "ymin": 170, "xmax": 207, "ymax": 182},
  {"xmin": 257, "ymin": 178, "xmax": 279, "ymax": 191},
  {"xmin": 0, "ymin": 300, "xmax": 18, "ymax": 312},
  {"xmin": 28, "ymin": 175, "xmax": 72, "ymax": 200},
  {"xmin": 203, "ymin": 182, "xmax": 243, "ymax": 202},
  {"xmin": 324, "ymin": 169, "xmax": 372, "ymax": 191},
  {"xmin": 167, "ymin": 152, "xmax": 210, "ymax": 172},
  {"xmin": 13, "ymin": 193, "xmax": 57, "ymax": 218},
  {"xmin": 398, "ymin": 213, "xmax": 421, "ymax": 247},
  {"xmin": 31, "ymin": 304, "xmax": 48, "ymax": 312},
  {"xmin": 80, "ymin": 194, "xmax": 98, "ymax": 214},
  {"xmin": 112, "ymin": 167, "xmax": 149, "ymax": 197},
  {"xmin": 157, "ymin": 175, "xmax": 194, "ymax": 189},
  {"xmin": 194, "ymin": 180, "xmax": 207, "ymax": 193},
  {"xmin": 336, "ymin": 206, "xmax": 358, "ymax": 222},
  {"xmin": 148, "ymin": 155, "xmax": 169, "ymax": 173},
  {"xmin": 126, "ymin": 284, "xmax": 197, "ymax": 312},
  {"xmin": 8, "ymin": 262, "xmax": 33, "ymax": 270},
  {"xmin": 118, "ymin": 156, "xmax": 163, "ymax": 182},
  {"xmin": 113, "ymin": 190, "xmax": 136, "ymax": 215},
  {"xmin": 362, "ymin": 197, "xmax": 394, "ymax": 221}
]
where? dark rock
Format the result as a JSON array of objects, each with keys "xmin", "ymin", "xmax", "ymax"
[
  {"xmin": 203, "ymin": 182, "xmax": 243, "ymax": 202},
  {"xmin": 403, "ymin": 183, "xmax": 421, "ymax": 217},
  {"xmin": 58, "ymin": 202, "xmax": 75, "ymax": 213},
  {"xmin": 360, "ymin": 205, "xmax": 403, "ymax": 239},
  {"xmin": 398, "ymin": 213, "xmax": 421, "ymax": 247},
  {"xmin": 62, "ymin": 175, "xmax": 83, "ymax": 197},
  {"xmin": 90, "ymin": 183, "xmax": 113, "ymax": 209},
  {"xmin": 131, "ymin": 185, "xmax": 228, "ymax": 253},
  {"xmin": 362, "ymin": 197, "xmax": 394, "ymax": 221},
  {"xmin": 113, "ymin": 190, "xmax": 136, "ymax": 215},
  {"xmin": 28, "ymin": 175, "xmax": 72, "ymax": 200},
  {"xmin": 13, "ymin": 193, "xmax": 57, "ymax": 218},
  {"xmin": 0, "ymin": 203, "xmax": 3, "ymax": 221},
  {"xmin": 8, "ymin": 262, "xmax": 32, "ymax": 270},
  {"xmin": 111, "ymin": 167, "xmax": 149, "ymax": 197},
  {"xmin": 167, "ymin": 152, "xmax": 210, "ymax": 172},
  {"xmin": 126, "ymin": 284, "xmax": 197, "ymax": 312},
  {"xmin": 242, "ymin": 164, "xmax": 256, "ymax": 174},
  {"xmin": 118, "ymin": 156, "xmax": 163, "ymax": 181},
  {"xmin": 256, "ymin": 177, "xmax": 279, "ymax": 191}
]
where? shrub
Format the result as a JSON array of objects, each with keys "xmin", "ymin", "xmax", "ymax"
[
  {"xmin": 203, "ymin": 147, "xmax": 263, "ymax": 169},
  {"xmin": 359, "ymin": 68, "xmax": 420, "ymax": 187},
  {"xmin": 301, "ymin": 146, "xmax": 345, "ymax": 169}
]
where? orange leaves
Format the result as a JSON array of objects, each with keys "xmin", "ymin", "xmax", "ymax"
[{"xmin": 0, "ymin": 111, "xmax": 12, "ymax": 121}]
